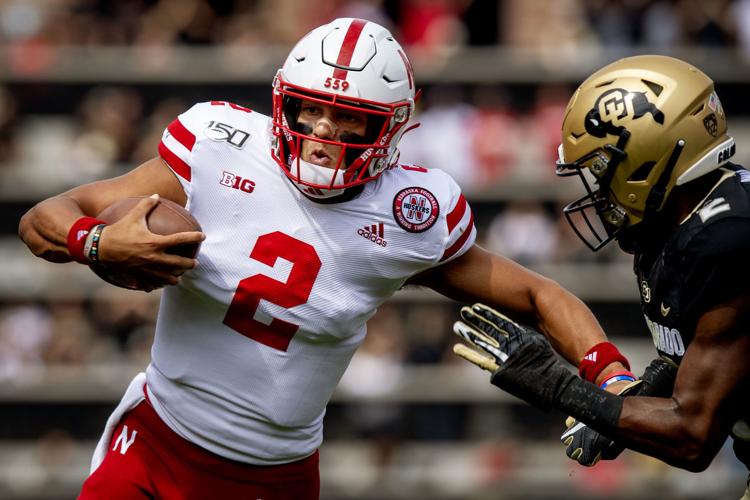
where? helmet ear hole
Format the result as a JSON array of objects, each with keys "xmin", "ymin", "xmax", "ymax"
[
  {"xmin": 642, "ymin": 80, "xmax": 663, "ymax": 96},
  {"xmin": 628, "ymin": 161, "xmax": 656, "ymax": 182}
]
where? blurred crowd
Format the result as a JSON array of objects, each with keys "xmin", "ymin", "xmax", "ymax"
[
  {"xmin": 1, "ymin": 0, "xmax": 749, "ymax": 223},
  {"xmin": 1, "ymin": 1, "xmax": 750, "ymax": 496},
  {"xmin": 0, "ymin": 296, "xmax": 745, "ymax": 498},
  {"xmin": 0, "ymin": 289, "xmax": 157, "ymax": 382},
  {"xmin": 0, "ymin": 0, "xmax": 748, "ymax": 191},
  {"xmin": 0, "ymin": 80, "xmax": 573, "ymax": 193},
  {"xmin": 0, "ymin": 0, "xmax": 745, "ymax": 51},
  {"xmin": 1, "ymin": 0, "xmax": 746, "ymax": 413}
]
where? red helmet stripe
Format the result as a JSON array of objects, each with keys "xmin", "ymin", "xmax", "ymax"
[
  {"xmin": 332, "ymin": 18, "xmax": 367, "ymax": 80},
  {"xmin": 397, "ymin": 49, "xmax": 413, "ymax": 90}
]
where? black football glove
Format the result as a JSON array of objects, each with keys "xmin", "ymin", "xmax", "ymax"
[
  {"xmin": 453, "ymin": 302, "xmax": 662, "ymax": 438},
  {"xmin": 560, "ymin": 357, "xmax": 678, "ymax": 466},
  {"xmin": 560, "ymin": 380, "xmax": 641, "ymax": 466},
  {"xmin": 452, "ymin": 303, "xmax": 596, "ymax": 416},
  {"xmin": 452, "ymin": 303, "xmax": 538, "ymax": 372},
  {"xmin": 561, "ymin": 419, "xmax": 617, "ymax": 466}
]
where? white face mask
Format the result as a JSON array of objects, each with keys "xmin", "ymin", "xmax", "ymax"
[{"xmin": 287, "ymin": 154, "xmax": 346, "ymax": 199}]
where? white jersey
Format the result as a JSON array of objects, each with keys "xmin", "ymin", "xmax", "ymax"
[{"xmin": 147, "ymin": 101, "xmax": 476, "ymax": 465}]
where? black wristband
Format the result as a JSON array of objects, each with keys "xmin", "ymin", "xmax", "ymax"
[
  {"xmin": 639, "ymin": 357, "xmax": 678, "ymax": 397},
  {"xmin": 490, "ymin": 337, "xmax": 624, "ymax": 437}
]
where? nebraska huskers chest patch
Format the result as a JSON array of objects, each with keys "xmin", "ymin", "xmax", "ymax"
[{"xmin": 393, "ymin": 187, "xmax": 439, "ymax": 232}]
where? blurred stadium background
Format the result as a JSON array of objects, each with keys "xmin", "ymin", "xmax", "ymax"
[{"xmin": 0, "ymin": 0, "xmax": 748, "ymax": 499}]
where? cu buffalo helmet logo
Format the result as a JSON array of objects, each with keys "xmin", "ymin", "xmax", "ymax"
[{"xmin": 585, "ymin": 89, "xmax": 665, "ymax": 138}]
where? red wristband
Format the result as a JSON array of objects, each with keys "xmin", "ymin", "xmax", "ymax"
[
  {"xmin": 578, "ymin": 341, "xmax": 631, "ymax": 383},
  {"xmin": 67, "ymin": 216, "xmax": 106, "ymax": 264}
]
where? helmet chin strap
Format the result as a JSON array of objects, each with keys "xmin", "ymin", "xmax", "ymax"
[{"xmin": 287, "ymin": 154, "xmax": 347, "ymax": 199}]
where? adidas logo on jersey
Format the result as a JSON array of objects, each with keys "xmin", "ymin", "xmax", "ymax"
[
  {"xmin": 583, "ymin": 352, "xmax": 597, "ymax": 362},
  {"xmin": 358, "ymin": 223, "xmax": 387, "ymax": 247}
]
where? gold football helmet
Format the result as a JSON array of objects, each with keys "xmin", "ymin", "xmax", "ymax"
[{"xmin": 556, "ymin": 55, "xmax": 735, "ymax": 251}]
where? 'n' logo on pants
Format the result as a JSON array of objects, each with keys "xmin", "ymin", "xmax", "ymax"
[{"xmin": 112, "ymin": 425, "xmax": 138, "ymax": 455}]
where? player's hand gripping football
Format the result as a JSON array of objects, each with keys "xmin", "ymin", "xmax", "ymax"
[
  {"xmin": 452, "ymin": 303, "xmax": 535, "ymax": 372},
  {"xmin": 97, "ymin": 195, "xmax": 203, "ymax": 289}
]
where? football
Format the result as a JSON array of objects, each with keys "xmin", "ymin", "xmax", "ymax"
[{"xmin": 90, "ymin": 196, "xmax": 202, "ymax": 290}]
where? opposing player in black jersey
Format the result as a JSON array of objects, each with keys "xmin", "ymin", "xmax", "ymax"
[{"xmin": 452, "ymin": 55, "xmax": 750, "ymax": 493}]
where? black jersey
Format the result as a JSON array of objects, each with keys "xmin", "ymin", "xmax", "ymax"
[{"xmin": 634, "ymin": 164, "xmax": 750, "ymax": 366}]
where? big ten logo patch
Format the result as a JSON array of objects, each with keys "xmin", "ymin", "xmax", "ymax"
[
  {"xmin": 205, "ymin": 121, "xmax": 250, "ymax": 149},
  {"xmin": 393, "ymin": 187, "xmax": 439, "ymax": 232},
  {"xmin": 220, "ymin": 171, "xmax": 255, "ymax": 193}
]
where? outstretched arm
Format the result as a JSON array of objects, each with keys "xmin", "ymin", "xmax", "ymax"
[
  {"xmin": 19, "ymin": 157, "xmax": 203, "ymax": 287},
  {"xmin": 454, "ymin": 291, "xmax": 750, "ymax": 472},
  {"xmin": 614, "ymin": 293, "xmax": 750, "ymax": 471},
  {"xmin": 409, "ymin": 244, "xmax": 628, "ymax": 385}
]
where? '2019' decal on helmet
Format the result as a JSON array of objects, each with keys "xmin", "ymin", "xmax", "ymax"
[
  {"xmin": 393, "ymin": 187, "xmax": 439, "ymax": 232},
  {"xmin": 585, "ymin": 88, "xmax": 665, "ymax": 138}
]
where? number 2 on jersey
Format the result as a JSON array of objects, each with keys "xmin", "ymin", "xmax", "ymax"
[{"xmin": 223, "ymin": 232, "xmax": 321, "ymax": 351}]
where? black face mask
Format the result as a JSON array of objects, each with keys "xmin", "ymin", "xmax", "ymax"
[
  {"xmin": 616, "ymin": 205, "xmax": 674, "ymax": 254},
  {"xmin": 558, "ymin": 133, "xmax": 688, "ymax": 254},
  {"xmin": 616, "ymin": 225, "xmax": 641, "ymax": 254},
  {"xmin": 617, "ymin": 220, "xmax": 656, "ymax": 254},
  {"xmin": 556, "ymin": 132, "xmax": 631, "ymax": 252}
]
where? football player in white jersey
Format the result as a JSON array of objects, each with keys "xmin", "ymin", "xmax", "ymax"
[{"xmin": 19, "ymin": 18, "xmax": 632, "ymax": 500}]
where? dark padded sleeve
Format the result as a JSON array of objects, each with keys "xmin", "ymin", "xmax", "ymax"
[{"xmin": 489, "ymin": 338, "xmax": 624, "ymax": 436}]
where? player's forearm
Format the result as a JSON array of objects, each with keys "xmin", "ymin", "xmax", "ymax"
[
  {"xmin": 614, "ymin": 396, "xmax": 725, "ymax": 472},
  {"xmin": 492, "ymin": 366, "xmax": 728, "ymax": 472},
  {"xmin": 531, "ymin": 278, "xmax": 621, "ymax": 379},
  {"xmin": 493, "ymin": 339, "xmax": 718, "ymax": 471},
  {"xmin": 491, "ymin": 343, "xmax": 719, "ymax": 471},
  {"xmin": 19, "ymin": 195, "xmax": 88, "ymax": 263}
]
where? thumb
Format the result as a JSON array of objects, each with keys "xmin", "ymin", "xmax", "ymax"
[{"xmin": 125, "ymin": 194, "xmax": 160, "ymax": 222}]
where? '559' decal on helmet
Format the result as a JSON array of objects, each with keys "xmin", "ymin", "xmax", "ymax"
[{"xmin": 393, "ymin": 187, "xmax": 439, "ymax": 232}]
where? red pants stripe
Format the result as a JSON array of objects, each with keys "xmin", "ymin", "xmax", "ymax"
[{"xmin": 79, "ymin": 401, "xmax": 320, "ymax": 499}]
